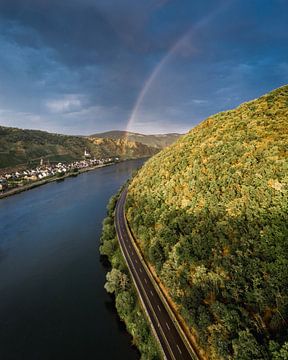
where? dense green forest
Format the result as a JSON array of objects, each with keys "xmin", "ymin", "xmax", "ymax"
[
  {"xmin": 126, "ymin": 85, "xmax": 288, "ymax": 359},
  {"xmin": 0, "ymin": 126, "xmax": 158, "ymax": 169},
  {"xmin": 99, "ymin": 192, "xmax": 160, "ymax": 359}
]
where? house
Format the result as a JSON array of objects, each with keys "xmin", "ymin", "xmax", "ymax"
[{"xmin": 0, "ymin": 179, "xmax": 8, "ymax": 191}]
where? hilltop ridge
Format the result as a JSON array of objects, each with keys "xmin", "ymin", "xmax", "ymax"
[
  {"xmin": 91, "ymin": 130, "xmax": 182, "ymax": 148},
  {"xmin": 0, "ymin": 126, "xmax": 159, "ymax": 170}
]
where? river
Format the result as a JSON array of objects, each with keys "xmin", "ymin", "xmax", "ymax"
[{"xmin": 0, "ymin": 159, "xmax": 146, "ymax": 360}]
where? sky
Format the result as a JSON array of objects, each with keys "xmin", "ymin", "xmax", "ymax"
[{"xmin": 0, "ymin": 0, "xmax": 287, "ymax": 135}]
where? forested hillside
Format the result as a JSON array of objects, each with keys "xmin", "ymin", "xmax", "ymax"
[
  {"xmin": 91, "ymin": 130, "xmax": 182, "ymax": 148},
  {"xmin": 126, "ymin": 85, "xmax": 288, "ymax": 359},
  {"xmin": 0, "ymin": 126, "xmax": 158, "ymax": 169}
]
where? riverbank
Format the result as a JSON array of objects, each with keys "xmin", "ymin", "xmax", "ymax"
[
  {"xmin": 100, "ymin": 191, "xmax": 161, "ymax": 359},
  {"xmin": 0, "ymin": 163, "xmax": 113, "ymax": 200}
]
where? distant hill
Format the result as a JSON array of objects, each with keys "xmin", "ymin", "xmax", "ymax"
[
  {"xmin": 91, "ymin": 130, "xmax": 182, "ymax": 149},
  {"xmin": 0, "ymin": 126, "xmax": 158, "ymax": 171},
  {"xmin": 126, "ymin": 85, "xmax": 288, "ymax": 359}
]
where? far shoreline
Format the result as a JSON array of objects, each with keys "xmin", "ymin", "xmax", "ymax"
[
  {"xmin": 0, "ymin": 157, "xmax": 149, "ymax": 200},
  {"xmin": 0, "ymin": 163, "xmax": 113, "ymax": 200}
]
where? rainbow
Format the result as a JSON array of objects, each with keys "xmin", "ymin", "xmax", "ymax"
[{"xmin": 126, "ymin": 0, "xmax": 232, "ymax": 134}]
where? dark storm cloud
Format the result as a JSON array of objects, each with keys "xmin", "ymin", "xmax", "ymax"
[
  {"xmin": 0, "ymin": 1, "xmax": 122, "ymax": 66},
  {"xmin": 0, "ymin": 0, "xmax": 287, "ymax": 134}
]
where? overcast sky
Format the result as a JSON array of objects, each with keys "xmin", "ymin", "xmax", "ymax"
[{"xmin": 0, "ymin": 0, "xmax": 287, "ymax": 135}]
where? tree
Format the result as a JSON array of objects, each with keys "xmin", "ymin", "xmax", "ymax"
[
  {"xmin": 270, "ymin": 341, "xmax": 288, "ymax": 360},
  {"xmin": 104, "ymin": 268, "xmax": 129, "ymax": 294},
  {"xmin": 115, "ymin": 290, "xmax": 135, "ymax": 318},
  {"xmin": 232, "ymin": 330, "xmax": 267, "ymax": 360}
]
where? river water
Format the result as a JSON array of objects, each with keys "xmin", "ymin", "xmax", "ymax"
[{"xmin": 0, "ymin": 159, "xmax": 145, "ymax": 360}]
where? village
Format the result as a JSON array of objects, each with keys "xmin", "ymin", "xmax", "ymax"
[{"xmin": 0, "ymin": 151, "xmax": 119, "ymax": 193}]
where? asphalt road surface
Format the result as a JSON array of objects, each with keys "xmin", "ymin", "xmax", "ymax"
[{"xmin": 115, "ymin": 188, "xmax": 198, "ymax": 360}]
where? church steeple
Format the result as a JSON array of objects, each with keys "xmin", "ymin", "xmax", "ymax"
[{"xmin": 84, "ymin": 148, "xmax": 91, "ymax": 158}]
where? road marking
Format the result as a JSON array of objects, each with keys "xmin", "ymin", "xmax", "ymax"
[
  {"xmin": 176, "ymin": 344, "xmax": 182, "ymax": 354},
  {"xmin": 135, "ymin": 259, "xmax": 138, "ymax": 264},
  {"xmin": 157, "ymin": 305, "xmax": 161, "ymax": 312},
  {"xmin": 139, "ymin": 268, "xmax": 142, "ymax": 273},
  {"xmin": 117, "ymin": 192, "xmax": 188, "ymax": 360}
]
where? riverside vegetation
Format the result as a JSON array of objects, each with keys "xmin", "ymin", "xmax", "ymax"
[
  {"xmin": 126, "ymin": 85, "xmax": 288, "ymax": 359},
  {"xmin": 100, "ymin": 191, "xmax": 161, "ymax": 360}
]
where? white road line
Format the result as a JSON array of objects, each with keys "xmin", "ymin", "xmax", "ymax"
[
  {"xmin": 135, "ymin": 259, "xmax": 138, "ymax": 264},
  {"xmin": 139, "ymin": 268, "xmax": 142, "ymax": 273},
  {"xmin": 117, "ymin": 193, "xmax": 187, "ymax": 360},
  {"xmin": 176, "ymin": 344, "xmax": 182, "ymax": 354}
]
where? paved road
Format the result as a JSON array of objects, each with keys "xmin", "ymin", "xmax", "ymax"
[{"xmin": 115, "ymin": 188, "xmax": 198, "ymax": 360}]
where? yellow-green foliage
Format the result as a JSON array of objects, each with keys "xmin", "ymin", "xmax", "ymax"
[{"xmin": 126, "ymin": 85, "xmax": 288, "ymax": 359}]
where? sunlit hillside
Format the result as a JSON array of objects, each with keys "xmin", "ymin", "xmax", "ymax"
[
  {"xmin": 126, "ymin": 85, "xmax": 288, "ymax": 359},
  {"xmin": 0, "ymin": 126, "xmax": 158, "ymax": 170},
  {"xmin": 91, "ymin": 130, "xmax": 182, "ymax": 149}
]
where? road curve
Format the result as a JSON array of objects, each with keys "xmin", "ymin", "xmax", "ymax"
[{"xmin": 115, "ymin": 188, "xmax": 198, "ymax": 360}]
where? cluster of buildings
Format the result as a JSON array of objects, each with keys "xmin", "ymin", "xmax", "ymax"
[{"xmin": 0, "ymin": 156, "xmax": 119, "ymax": 192}]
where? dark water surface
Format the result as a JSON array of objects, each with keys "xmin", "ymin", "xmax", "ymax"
[{"xmin": 0, "ymin": 159, "xmax": 145, "ymax": 360}]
